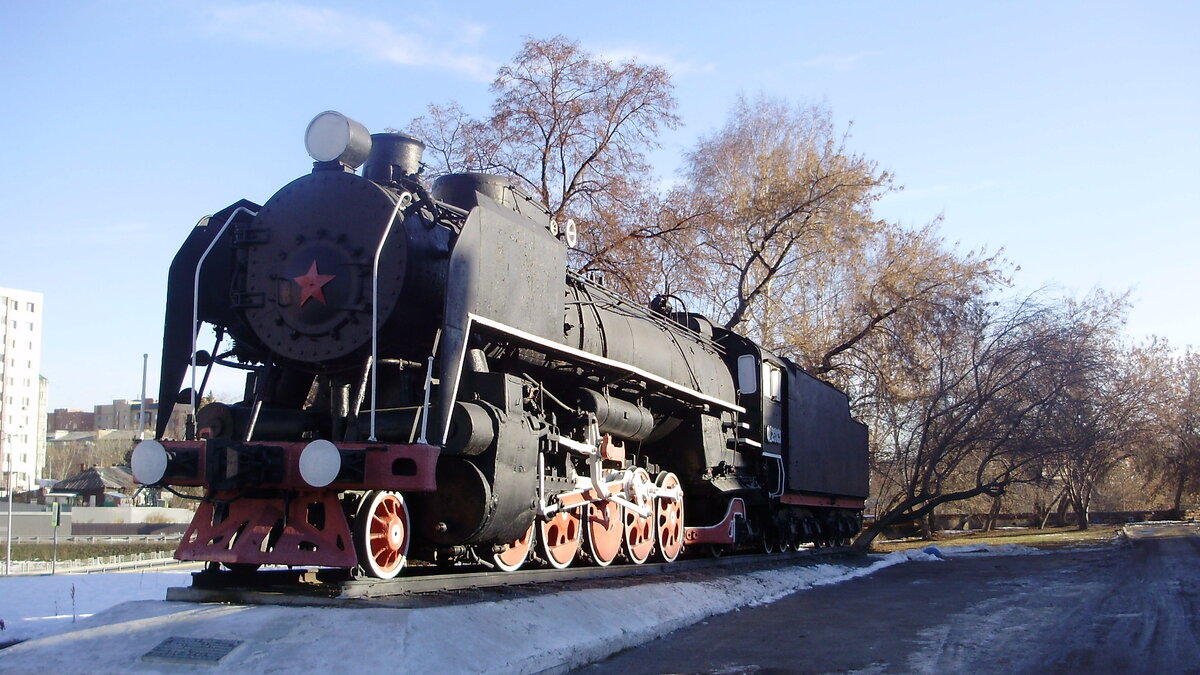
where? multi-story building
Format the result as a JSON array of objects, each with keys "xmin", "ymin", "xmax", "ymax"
[
  {"xmin": 37, "ymin": 375, "xmax": 48, "ymax": 485},
  {"xmin": 48, "ymin": 408, "xmax": 95, "ymax": 432},
  {"xmin": 92, "ymin": 398, "xmax": 190, "ymax": 440},
  {"xmin": 43, "ymin": 399, "xmax": 192, "ymax": 481},
  {"xmin": 0, "ymin": 287, "xmax": 45, "ymax": 495}
]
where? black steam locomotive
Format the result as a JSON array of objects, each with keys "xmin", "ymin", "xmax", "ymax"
[{"xmin": 132, "ymin": 112, "xmax": 868, "ymax": 578}]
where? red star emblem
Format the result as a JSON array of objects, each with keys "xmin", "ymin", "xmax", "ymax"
[{"xmin": 293, "ymin": 260, "xmax": 336, "ymax": 306}]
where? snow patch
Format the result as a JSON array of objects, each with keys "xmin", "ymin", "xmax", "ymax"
[
  {"xmin": 0, "ymin": 569, "xmax": 194, "ymax": 644},
  {"xmin": 933, "ymin": 543, "xmax": 1047, "ymax": 557},
  {"xmin": 0, "ymin": 551, "xmax": 956, "ymax": 674}
]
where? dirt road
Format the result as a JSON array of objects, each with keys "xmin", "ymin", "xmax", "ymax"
[{"xmin": 576, "ymin": 523, "xmax": 1200, "ymax": 674}]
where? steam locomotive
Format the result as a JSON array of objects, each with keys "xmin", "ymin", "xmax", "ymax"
[{"xmin": 132, "ymin": 112, "xmax": 868, "ymax": 578}]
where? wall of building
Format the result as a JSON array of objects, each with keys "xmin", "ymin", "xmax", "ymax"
[
  {"xmin": 69, "ymin": 505, "xmax": 195, "ymax": 525},
  {"xmin": 0, "ymin": 504, "xmax": 195, "ymax": 536},
  {"xmin": 36, "ymin": 375, "xmax": 47, "ymax": 489},
  {"xmin": 0, "ymin": 504, "xmax": 69, "ymax": 537},
  {"xmin": 90, "ymin": 399, "xmax": 190, "ymax": 440},
  {"xmin": 48, "ymin": 408, "xmax": 95, "ymax": 431},
  {"xmin": 0, "ymin": 287, "xmax": 45, "ymax": 495}
]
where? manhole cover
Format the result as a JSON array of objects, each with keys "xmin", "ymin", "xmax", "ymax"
[{"xmin": 143, "ymin": 636, "xmax": 243, "ymax": 665}]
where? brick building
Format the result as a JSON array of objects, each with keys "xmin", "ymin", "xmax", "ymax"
[{"xmin": 48, "ymin": 408, "xmax": 95, "ymax": 432}]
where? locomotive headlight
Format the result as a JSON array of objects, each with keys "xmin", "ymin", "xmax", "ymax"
[
  {"xmin": 299, "ymin": 439, "xmax": 342, "ymax": 488},
  {"xmin": 131, "ymin": 440, "xmax": 168, "ymax": 485},
  {"xmin": 305, "ymin": 111, "xmax": 372, "ymax": 169}
]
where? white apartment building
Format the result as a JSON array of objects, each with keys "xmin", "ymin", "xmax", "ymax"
[{"xmin": 0, "ymin": 287, "xmax": 45, "ymax": 495}]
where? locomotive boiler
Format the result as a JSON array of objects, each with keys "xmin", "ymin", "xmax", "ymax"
[{"xmin": 132, "ymin": 111, "xmax": 869, "ymax": 578}]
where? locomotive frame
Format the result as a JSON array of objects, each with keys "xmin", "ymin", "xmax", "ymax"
[{"xmin": 132, "ymin": 111, "xmax": 868, "ymax": 578}]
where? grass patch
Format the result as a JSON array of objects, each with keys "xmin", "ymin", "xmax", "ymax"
[
  {"xmin": 870, "ymin": 525, "xmax": 1123, "ymax": 554},
  {"xmin": 6, "ymin": 541, "xmax": 179, "ymax": 562}
]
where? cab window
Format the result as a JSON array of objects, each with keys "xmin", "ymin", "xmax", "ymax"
[
  {"xmin": 737, "ymin": 354, "xmax": 758, "ymax": 395},
  {"xmin": 763, "ymin": 363, "xmax": 782, "ymax": 401}
]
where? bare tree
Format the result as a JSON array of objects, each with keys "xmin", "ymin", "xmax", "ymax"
[
  {"xmin": 1037, "ymin": 296, "xmax": 1155, "ymax": 529},
  {"xmin": 676, "ymin": 96, "xmax": 890, "ymax": 333},
  {"xmin": 407, "ymin": 35, "xmax": 679, "ymax": 287},
  {"xmin": 783, "ymin": 220, "xmax": 1005, "ymax": 381},
  {"xmin": 854, "ymin": 293, "xmax": 1106, "ymax": 549},
  {"xmin": 405, "ymin": 102, "xmax": 488, "ymax": 179},
  {"xmin": 1165, "ymin": 351, "xmax": 1200, "ymax": 511},
  {"xmin": 669, "ymin": 96, "xmax": 1005, "ymax": 386},
  {"xmin": 1141, "ymin": 347, "xmax": 1200, "ymax": 513},
  {"xmin": 402, "ymin": 47, "xmax": 1178, "ymax": 538}
]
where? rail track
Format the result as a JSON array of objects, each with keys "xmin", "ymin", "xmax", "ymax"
[{"xmin": 166, "ymin": 545, "xmax": 863, "ymax": 608}]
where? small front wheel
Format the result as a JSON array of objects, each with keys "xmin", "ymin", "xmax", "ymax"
[{"xmin": 354, "ymin": 491, "xmax": 410, "ymax": 579}]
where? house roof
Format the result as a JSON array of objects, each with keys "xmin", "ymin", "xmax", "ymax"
[
  {"xmin": 54, "ymin": 466, "xmax": 135, "ymax": 492},
  {"xmin": 48, "ymin": 431, "xmax": 97, "ymax": 443}
]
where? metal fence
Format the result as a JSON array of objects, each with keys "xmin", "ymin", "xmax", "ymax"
[
  {"xmin": 4, "ymin": 550, "xmax": 189, "ymax": 576},
  {"xmin": 10, "ymin": 533, "xmax": 181, "ymax": 544},
  {"xmin": 3, "ymin": 533, "xmax": 188, "ymax": 575}
]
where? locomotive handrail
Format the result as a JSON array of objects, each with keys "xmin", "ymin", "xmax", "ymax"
[
  {"xmin": 766, "ymin": 455, "xmax": 785, "ymax": 498},
  {"xmin": 191, "ymin": 206, "xmax": 258, "ymax": 415},
  {"xmin": 417, "ymin": 355, "xmax": 434, "ymax": 444},
  {"xmin": 369, "ymin": 191, "xmax": 413, "ymax": 441}
]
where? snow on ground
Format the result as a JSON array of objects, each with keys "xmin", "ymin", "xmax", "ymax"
[
  {"xmin": 0, "ymin": 569, "xmax": 196, "ymax": 645},
  {"xmin": 921, "ymin": 543, "xmax": 1047, "ymax": 558},
  {"xmin": 0, "ymin": 546, "xmax": 1046, "ymax": 674}
]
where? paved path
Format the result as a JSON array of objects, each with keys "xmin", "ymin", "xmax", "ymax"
[{"xmin": 576, "ymin": 524, "xmax": 1200, "ymax": 674}]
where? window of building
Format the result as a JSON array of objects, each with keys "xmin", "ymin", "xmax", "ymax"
[
  {"xmin": 26, "ymin": 302, "xmax": 34, "ymax": 312},
  {"xmin": 10, "ymin": 320, "xmax": 15, "ymax": 329},
  {"xmin": 10, "ymin": 301, "xmax": 16, "ymax": 310},
  {"xmin": 26, "ymin": 322, "xmax": 33, "ymax": 331}
]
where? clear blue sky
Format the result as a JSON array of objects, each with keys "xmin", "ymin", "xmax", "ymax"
[{"xmin": 1, "ymin": 1, "xmax": 1196, "ymax": 410}]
